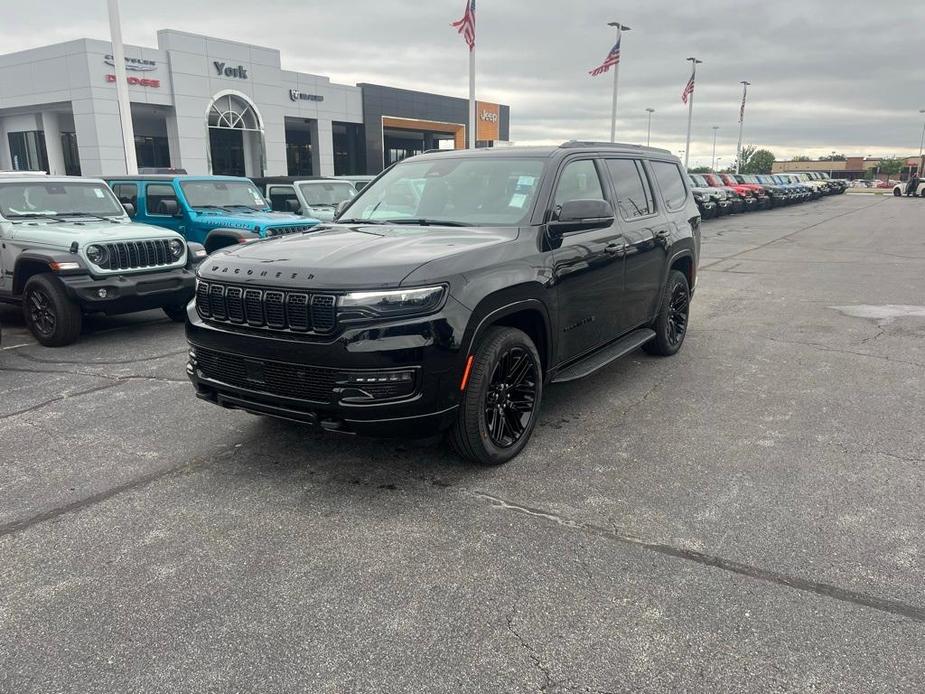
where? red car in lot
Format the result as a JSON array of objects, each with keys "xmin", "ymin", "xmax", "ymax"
[
  {"xmin": 701, "ymin": 173, "xmax": 756, "ymax": 212},
  {"xmin": 718, "ymin": 173, "xmax": 771, "ymax": 209}
]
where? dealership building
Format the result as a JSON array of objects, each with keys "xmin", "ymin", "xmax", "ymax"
[{"xmin": 0, "ymin": 29, "xmax": 510, "ymax": 178}]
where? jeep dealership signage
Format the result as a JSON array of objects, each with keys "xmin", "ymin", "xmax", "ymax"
[
  {"xmin": 214, "ymin": 62, "xmax": 248, "ymax": 79},
  {"xmin": 104, "ymin": 54, "xmax": 157, "ymax": 72},
  {"xmin": 289, "ymin": 89, "xmax": 324, "ymax": 103}
]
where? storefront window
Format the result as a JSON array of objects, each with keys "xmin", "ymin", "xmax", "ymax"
[
  {"xmin": 61, "ymin": 132, "xmax": 81, "ymax": 176},
  {"xmin": 333, "ymin": 122, "xmax": 365, "ymax": 176},
  {"xmin": 135, "ymin": 135, "xmax": 171, "ymax": 170},
  {"xmin": 286, "ymin": 128, "xmax": 313, "ymax": 176},
  {"xmin": 8, "ymin": 131, "xmax": 49, "ymax": 172}
]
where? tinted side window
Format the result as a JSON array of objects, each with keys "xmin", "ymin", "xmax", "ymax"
[
  {"xmin": 146, "ymin": 183, "xmax": 178, "ymax": 216},
  {"xmin": 651, "ymin": 162, "xmax": 688, "ymax": 211},
  {"xmin": 605, "ymin": 159, "xmax": 654, "ymax": 219},
  {"xmin": 268, "ymin": 185, "xmax": 299, "ymax": 212},
  {"xmin": 111, "ymin": 183, "xmax": 138, "ymax": 216},
  {"xmin": 553, "ymin": 160, "xmax": 605, "ymax": 209}
]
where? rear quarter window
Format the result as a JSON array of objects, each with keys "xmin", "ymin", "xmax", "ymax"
[{"xmin": 650, "ymin": 161, "xmax": 689, "ymax": 211}]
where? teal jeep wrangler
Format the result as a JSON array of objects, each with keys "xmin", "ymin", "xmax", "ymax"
[
  {"xmin": 103, "ymin": 175, "xmax": 320, "ymax": 253},
  {"xmin": 0, "ymin": 176, "xmax": 205, "ymax": 346}
]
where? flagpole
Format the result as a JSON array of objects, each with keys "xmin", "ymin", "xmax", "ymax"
[
  {"xmin": 735, "ymin": 80, "xmax": 750, "ymax": 173},
  {"xmin": 684, "ymin": 57, "xmax": 701, "ymax": 170},
  {"xmin": 468, "ymin": 45, "xmax": 476, "ymax": 148},
  {"xmin": 107, "ymin": 0, "xmax": 137, "ymax": 174},
  {"xmin": 607, "ymin": 22, "xmax": 630, "ymax": 143}
]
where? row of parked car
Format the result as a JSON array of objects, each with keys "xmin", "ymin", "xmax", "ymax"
[
  {"xmin": 688, "ymin": 171, "xmax": 848, "ymax": 219},
  {"xmin": 0, "ymin": 172, "xmax": 368, "ymax": 346}
]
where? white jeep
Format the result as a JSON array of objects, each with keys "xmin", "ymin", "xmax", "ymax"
[{"xmin": 0, "ymin": 176, "xmax": 205, "ymax": 346}]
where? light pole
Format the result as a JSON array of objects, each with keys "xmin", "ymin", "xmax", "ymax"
[
  {"xmin": 607, "ymin": 22, "xmax": 631, "ymax": 143},
  {"xmin": 106, "ymin": 0, "xmax": 137, "ymax": 174},
  {"xmin": 711, "ymin": 126, "xmax": 719, "ymax": 172},
  {"xmin": 683, "ymin": 57, "xmax": 702, "ymax": 170},
  {"xmin": 645, "ymin": 108, "xmax": 655, "ymax": 146},
  {"xmin": 735, "ymin": 81, "xmax": 750, "ymax": 173},
  {"xmin": 830, "ymin": 150, "xmax": 836, "ymax": 178},
  {"xmin": 918, "ymin": 109, "xmax": 925, "ymax": 177}
]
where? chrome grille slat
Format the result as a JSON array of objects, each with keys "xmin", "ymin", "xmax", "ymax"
[{"xmin": 196, "ymin": 282, "xmax": 336, "ymax": 335}]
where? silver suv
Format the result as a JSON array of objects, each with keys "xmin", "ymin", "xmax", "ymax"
[{"xmin": 0, "ymin": 176, "xmax": 205, "ymax": 346}]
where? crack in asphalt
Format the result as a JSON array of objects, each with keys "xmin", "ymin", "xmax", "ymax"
[
  {"xmin": 10, "ymin": 348, "xmax": 188, "ymax": 366},
  {"xmin": 0, "ymin": 375, "xmax": 187, "ymax": 420},
  {"xmin": 473, "ymin": 492, "xmax": 925, "ymax": 624},
  {"xmin": 0, "ymin": 443, "xmax": 242, "ymax": 539},
  {"xmin": 506, "ymin": 612, "xmax": 553, "ymax": 693}
]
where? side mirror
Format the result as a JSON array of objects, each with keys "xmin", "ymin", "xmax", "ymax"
[
  {"xmin": 334, "ymin": 199, "xmax": 351, "ymax": 220},
  {"xmin": 122, "ymin": 202, "xmax": 136, "ymax": 217},
  {"xmin": 285, "ymin": 199, "xmax": 301, "ymax": 214},
  {"xmin": 548, "ymin": 199, "xmax": 615, "ymax": 235},
  {"xmin": 157, "ymin": 199, "xmax": 181, "ymax": 217}
]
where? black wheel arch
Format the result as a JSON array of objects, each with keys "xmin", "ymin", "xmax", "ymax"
[
  {"xmin": 204, "ymin": 228, "xmax": 260, "ymax": 254},
  {"xmin": 13, "ymin": 251, "xmax": 88, "ymax": 296}
]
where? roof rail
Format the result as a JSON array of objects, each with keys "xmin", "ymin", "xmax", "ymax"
[{"xmin": 559, "ymin": 140, "xmax": 673, "ymax": 155}]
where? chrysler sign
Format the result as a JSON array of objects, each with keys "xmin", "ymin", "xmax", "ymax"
[{"xmin": 104, "ymin": 55, "xmax": 157, "ymax": 72}]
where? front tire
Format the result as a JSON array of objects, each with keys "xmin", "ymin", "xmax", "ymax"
[
  {"xmin": 163, "ymin": 304, "xmax": 189, "ymax": 322},
  {"xmin": 644, "ymin": 269, "xmax": 691, "ymax": 357},
  {"xmin": 449, "ymin": 327, "xmax": 542, "ymax": 466},
  {"xmin": 22, "ymin": 274, "xmax": 82, "ymax": 347}
]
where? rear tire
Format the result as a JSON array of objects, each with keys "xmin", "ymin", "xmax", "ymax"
[
  {"xmin": 644, "ymin": 269, "xmax": 690, "ymax": 357},
  {"xmin": 163, "ymin": 304, "xmax": 188, "ymax": 322},
  {"xmin": 449, "ymin": 327, "xmax": 542, "ymax": 466},
  {"xmin": 22, "ymin": 274, "xmax": 82, "ymax": 347},
  {"xmin": 893, "ymin": 188, "xmax": 902, "ymax": 197}
]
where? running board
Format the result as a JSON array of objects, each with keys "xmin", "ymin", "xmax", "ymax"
[{"xmin": 551, "ymin": 329, "xmax": 656, "ymax": 383}]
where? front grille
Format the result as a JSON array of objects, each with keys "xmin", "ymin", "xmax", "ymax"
[
  {"xmin": 268, "ymin": 224, "xmax": 315, "ymax": 236},
  {"xmin": 97, "ymin": 239, "xmax": 176, "ymax": 270},
  {"xmin": 193, "ymin": 347, "xmax": 339, "ymax": 403},
  {"xmin": 196, "ymin": 281, "xmax": 337, "ymax": 335}
]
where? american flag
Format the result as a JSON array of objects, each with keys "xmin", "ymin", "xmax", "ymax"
[
  {"xmin": 681, "ymin": 74, "xmax": 695, "ymax": 104},
  {"xmin": 452, "ymin": 0, "xmax": 476, "ymax": 51},
  {"xmin": 589, "ymin": 37, "xmax": 621, "ymax": 77}
]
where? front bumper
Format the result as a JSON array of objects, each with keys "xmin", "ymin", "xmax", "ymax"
[
  {"xmin": 185, "ymin": 302, "xmax": 470, "ymax": 437},
  {"xmin": 60, "ymin": 266, "xmax": 196, "ymax": 314}
]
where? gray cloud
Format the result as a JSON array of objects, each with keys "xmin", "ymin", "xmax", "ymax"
[{"xmin": 1, "ymin": 0, "xmax": 921, "ymax": 167}]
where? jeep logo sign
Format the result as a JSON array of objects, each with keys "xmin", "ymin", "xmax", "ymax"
[
  {"xmin": 480, "ymin": 110, "xmax": 498, "ymax": 123},
  {"xmin": 214, "ymin": 62, "xmax": 248, "ymax": 79}
]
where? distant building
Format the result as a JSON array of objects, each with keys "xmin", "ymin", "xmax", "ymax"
[{"xmin": 773, "ymin": 156, "xmax": 921, "ymax": 180}]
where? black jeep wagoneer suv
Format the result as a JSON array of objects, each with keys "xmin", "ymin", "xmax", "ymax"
[{"xmin": 187, "ymin": 142, "xmax": 701, "ymax": 465}]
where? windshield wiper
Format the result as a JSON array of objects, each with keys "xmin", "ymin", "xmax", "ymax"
[
  {"xmin": 382, "ymin": 218, "xmax": 471, "ymax": 227},
  {"xmin": 6, "ymin": 212, "xmax": 66, "ymax": 221},
  {"xmin": 57, "ymin": 212, "xmax": 120, "ymax": 222},
  {"xmin": 336, "ymin": 218, "xmax": 389, "ymax": 225},
  {"xmin": 224, "ymin": 204, "xmax": 264, "ymax": 212}
]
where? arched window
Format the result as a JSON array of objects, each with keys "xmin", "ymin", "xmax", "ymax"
[{"xmin": 208, "ymin": 94, "xmax": 261, "ymax": 131}]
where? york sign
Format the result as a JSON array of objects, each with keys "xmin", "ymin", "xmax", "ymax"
[{"xmin": 214, "ymin": 62, "xmax": 248, "ymax": 79}]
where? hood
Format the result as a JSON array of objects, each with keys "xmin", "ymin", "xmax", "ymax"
[
  {"xmin": 200, "ymin": 223, "xmax": 519, "ymax": 290},
  {"xmin": 6, "ymin": 218, "xmax": 183, "ymax": 243},
  {"xmin": 191, "ymin": 209, "xmax": 310, "ymax": 231}
]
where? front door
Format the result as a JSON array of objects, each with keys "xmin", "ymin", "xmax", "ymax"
[
  {"xmin": 550, "ymin": 158, "xmax": 626, "ymax": 362},
  {"xmin": 209, "ymin": 128, "xmax": 246, "ymax": 176},
  {"xmin": 604, "ymin": 158, "xmax": 668, "ymax": 331}
]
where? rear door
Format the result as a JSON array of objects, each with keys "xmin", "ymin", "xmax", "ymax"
[
  {"xmin": 143, "ymin": 182, "xmax": 187, "ymax": 237},
  {"xmin": 550, "ymin": 157, "xmax": 626, "ymax": 361},
  {"xmin": 604, "ymin": 158, "xmax": 670, "ymax": 331}
]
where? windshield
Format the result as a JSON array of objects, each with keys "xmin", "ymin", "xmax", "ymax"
[
  {"xmin": 691, "ymin": 174, "xmax": 709, "ymax": 186},
  {"xmin": 180, "ymin": 180, "xmax": 269, "ymax": 210},
  {"xmin": 298, "ymin": 181, "xmax": 357, "ymax": 207},
  {"xmin": 342, "ymin": 157, "xmax": 546, "ymax": 226},
  {"xmin": 0, "ymin": 181, "xmax": 124, "ymax": 218}
]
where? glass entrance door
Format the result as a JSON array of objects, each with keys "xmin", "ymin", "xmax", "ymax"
[{"xmin": 209, "ymin": 129, "xmax": 245, "ymax": 176}]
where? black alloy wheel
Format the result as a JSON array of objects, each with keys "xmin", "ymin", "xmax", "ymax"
[
  {"xmin": 667, "ymin": 281, "xmax": 690, "ymax": 348},
  {"xmin": 483, "ymin": 346, "xmax": 539, "ymax": 449},
  {"xmin": 22, "ymin": 274, "xmax": 82, "ymax": 347},
  {"xmin": 449, "ymin": 326, "xmax": 543, "ymax": 465},
  {"xmin": 644, "ymin": 269, "xmax": 691, "ymax": 357}
]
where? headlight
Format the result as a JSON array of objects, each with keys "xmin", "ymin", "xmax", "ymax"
[
  {"xmin": 337, "ymin": 286, "xmax": 446, "ymax": 320},
  {"xmin": 168, "ymin": 239, "xmax": 184, "ymax": 260},
  {"xmin": 86, "ymin": 244, "xmax": 107, "ymax": 266}
]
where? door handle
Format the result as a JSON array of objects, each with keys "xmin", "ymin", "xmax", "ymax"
[
  {"xmin": 604, "ymin": 243, "xmax": 625, "ymax": 257},
  {"xmin": 654, "ymin": 229, "xmax": 670, "ymax": 240}
]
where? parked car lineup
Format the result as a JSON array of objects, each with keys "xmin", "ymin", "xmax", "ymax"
[{"xmin": 688, "ymin": 169, "xmax": 847, "ymax": 219}]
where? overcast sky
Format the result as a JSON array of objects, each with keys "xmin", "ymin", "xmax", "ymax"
[{"xmin": 2, "ymin": 0, "xmax": 922, "ymax": 167}]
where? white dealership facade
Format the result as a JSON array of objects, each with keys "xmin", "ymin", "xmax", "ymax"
[{"xmin": 0, "ymin": 30, "xmax": 365, "ymax": 177}]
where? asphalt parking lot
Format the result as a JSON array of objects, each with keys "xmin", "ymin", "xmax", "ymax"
[{"xmin": 1, "ymin": 195, "xmax": 924, "ymax": 692}]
